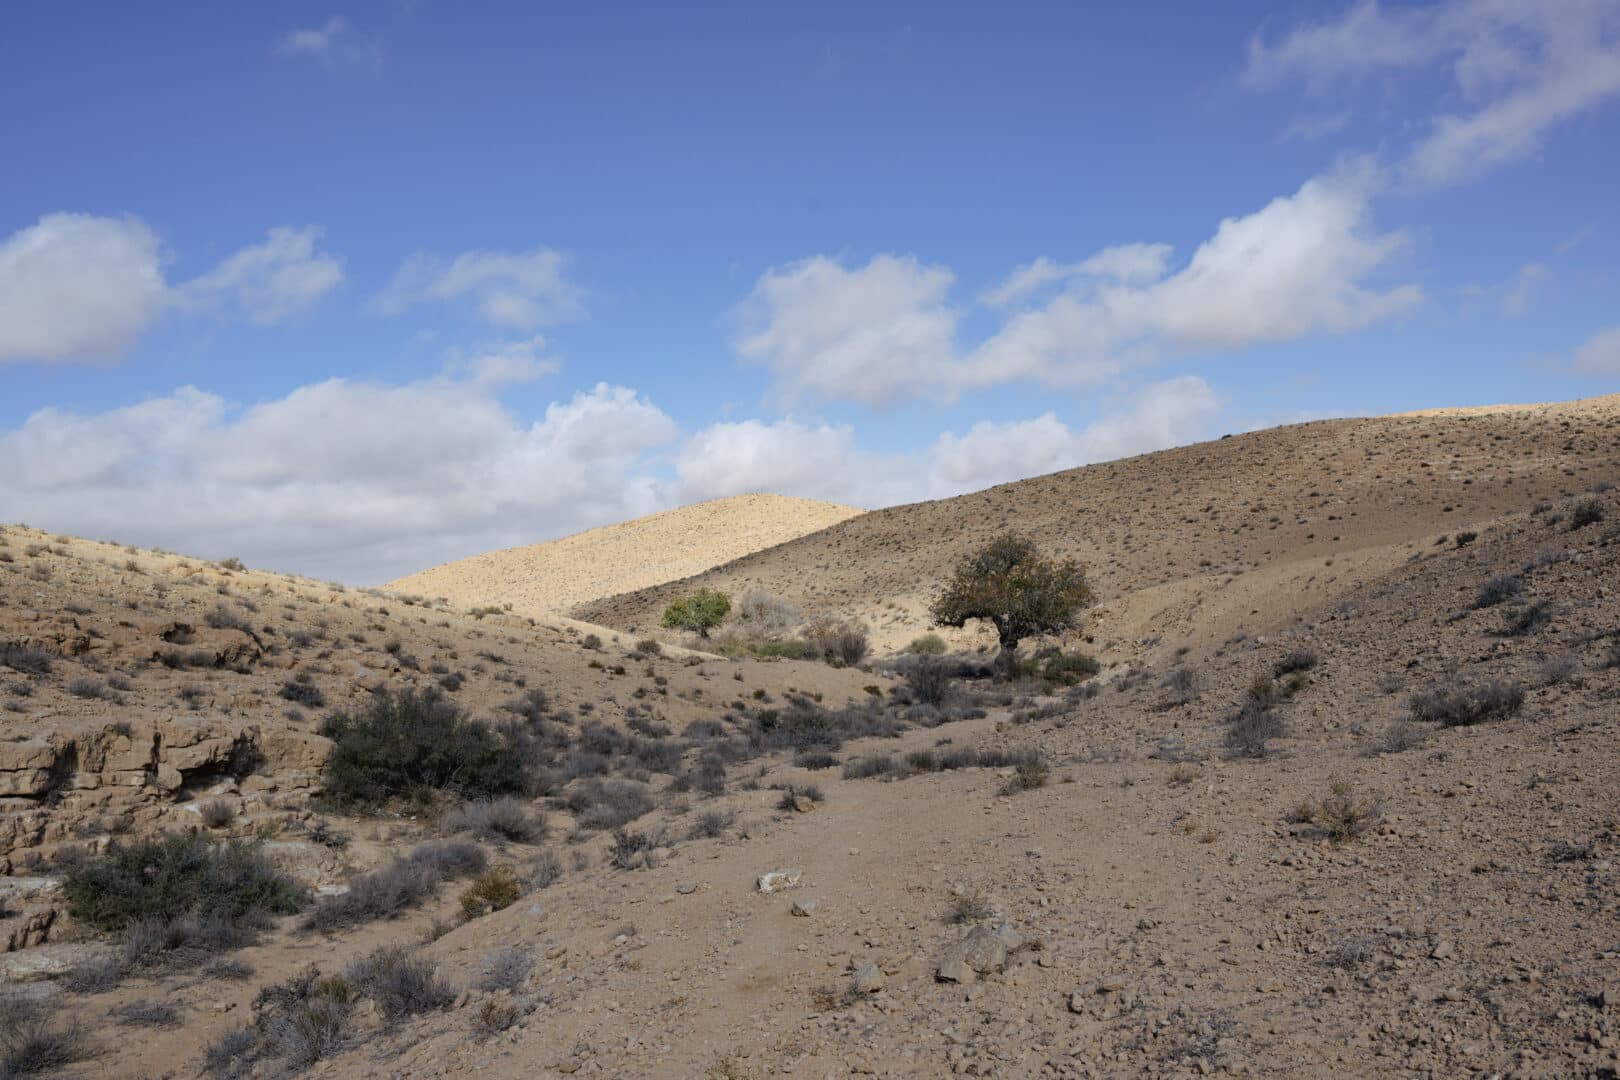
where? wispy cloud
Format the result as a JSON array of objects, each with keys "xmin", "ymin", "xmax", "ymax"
[
  {"xmin": 180, "ymin": 226, "xmax": 344, "ymax": 325},
  {"xmin": 276, "ymin": 16, "xmax": 383, "ymax": 74},
  {"xmin": 1246, "ymin": 0, "xmax": 1620, "ymax": 187},
  {"xmin": 377, "ymin": 246, "xmax": 587, "ymax": 330}
]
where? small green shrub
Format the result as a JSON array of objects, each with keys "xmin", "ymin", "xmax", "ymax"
[
  {"xmin": 62, "ymin": 832, "xmax": 304, "ymax": 936},
  {"xmin": 661, "ymin": 588, "xmax": 731, "ymax": 638},
  {"xmin": 906, "ymin": 633, "xmax": 947, "ymax": 655},
  {"xmin": 1027, "ymin": 648, "xmax": 1100, "ymax": 686},
  {"xmin": 320, "ymin": 688, "xmax": 525, "ymax": 805}
]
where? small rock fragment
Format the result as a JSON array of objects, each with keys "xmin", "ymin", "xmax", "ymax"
[{"xmin": 757, "ymin": 868, "xmax": 804, "ymax": 894}]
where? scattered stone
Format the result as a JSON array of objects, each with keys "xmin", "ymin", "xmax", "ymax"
[
  {"xmin": 937, "ymin": 924, "xmax": 1021, "ymax": 983},
  {"xmin": 757, "ymin": 868, "xmax": 804, "ymax": 894},
  {"xmin": 791, "ymin": 898, "xmax": 820, "ymax": 917}
]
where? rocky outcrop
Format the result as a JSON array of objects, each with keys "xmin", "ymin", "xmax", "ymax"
[{"xmin": 0, "ymin": 716, "xmax": 330, "ymax": 872}]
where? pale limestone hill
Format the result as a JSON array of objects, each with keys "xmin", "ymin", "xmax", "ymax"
[{"xmin": 384, "ymin": 493, "xmax": 864, "ymax": 616}]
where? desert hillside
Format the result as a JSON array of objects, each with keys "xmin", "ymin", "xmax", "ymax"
[
  {"xmin": 578, "ymin": 394, "xmax": 1620, "ymax": 658},
  {"xmin": 385, "ymin": 494, "xmax": 864, "ymax": 618},
  {"xmin": 1, "ymin": 394, "xmax": 1618, "ymax": 1079}
]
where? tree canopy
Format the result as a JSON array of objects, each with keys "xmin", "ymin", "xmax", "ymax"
[
  {"xmin": 930, "ymin": 534, "xmax": 1092, "ymax": 659},
  {"xmin": 661, "ymin": 587, "xmax": 731, "ymax": 637}
]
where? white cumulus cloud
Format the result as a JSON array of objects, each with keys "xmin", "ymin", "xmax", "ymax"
[
  {"xmin": 733, "ymin": 254, "xmax": 959, "ymax": 407},
  {"xmin": 735, "ymin": 170, "xmax": 1417, "ymax": 406},
  {"xmin": 0, "ymin": 214, "xmax": 346, "ymax": 363},
  {"xmin": 925, "ymin": 376, "xmax": 1221, "ymax": 497},
  {"xmin": 0, "ymin": 213, "xmax": 168, "ymax": 363},
  {"xmin": 0, "ymin": 378, "xmax": 675, "ymax": 583},
  {"xmin": 674, "ymin": 377, "xmax": 1222, "ymax": 509}
]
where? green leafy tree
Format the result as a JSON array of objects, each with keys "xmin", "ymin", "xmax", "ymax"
[
  {"xmin": 930, "ymin": 534, "xmax": 1092, "ymax": 673},
  {"xmin": 661, "ymin": 587, "xmax": 731, "ymax": 638}
]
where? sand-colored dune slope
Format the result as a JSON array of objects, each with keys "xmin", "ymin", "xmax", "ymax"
[
  {"xmin": 384, "ymin": 493, "xmax": 864, "ymax": 616},
  {"xmin": 577, "ymin": 394, "xmax": 1620, "ymax": 654}
]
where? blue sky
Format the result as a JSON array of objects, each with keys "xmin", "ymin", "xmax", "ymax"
[{"xmin": 3, "ymin": 1, "xmax": 1618, "ymax": 582}]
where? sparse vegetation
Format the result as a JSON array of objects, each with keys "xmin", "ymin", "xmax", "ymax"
[
  {"xmin": 278, "ymin": 676, "xmax": 325, "ymax": 708},
  {"xmin": 565, "ymin": 777, "xmax": 656, "ymax": 831},
  {"xmin": 1, "ymin": 993, "xmax": 87, "ymax": 1077},
  {"xmin": 688, "ymin": 808, "xmax": 735, "ymax": 839},
  {"xmin": 1287, "ymin": 779, "xmax": 1382, "ymax": 842},
  {"xmin": 1162, "ymin": 666, "xmax": 1201, "ymax": 706},
  {"xmin": 1224, "ymin": 701, "xmax": 1283, "ymax": 758},
  {"xmin": 61, "ymin": 832, "xmax": 305, "ymax": 954},
  {"xmin": 531, "ymin": 848, "xmax": 565, "ymax": 889},
  {"xmin": 460, "ymin": 865, "xmax": 523, "ymax": 916},
  {"xmin": 1365, "ymin": 719, "xmax": 1427, "ymax": 756},
  {"xmin": 803, "ymin": 615, "xmax": 870, "ymax": 666},
  {"xmin": 343, "ymin": 945, "xmax": 455, "ymax": 1024},
  {"xmin": 732, "ymin": 589, "xmax": 800, "ymax": 638},
  {"xmin": 302, "ymin": 840, "xmax": 486, "ymax": 931},
  {"xmin": 945, "ymin": 889, "xmax": 993, "ymax": 924},
  {"xmin": 1272, "ymin": 648, "xmax": 1318, "ymax": 677},
  {"xmin": 1473, "ymin": 574, "xmax": 1523, "ymax": 609},
  {"xmin": 443, "ymin": 796, "xmax": 545, "ymax": 844},
  {"xmin": 1500, "ymin": 599, "xmax": 1553, "ymax": 636},
  {"xmin": 1570, "ymin": 498, "xmax": 1606, "ymax": 529},
  {"xmin": 1409, "ymin": 679, "xmax": 1525, "ymax": 726},
  {"xmin": 906, "ymin": 632, "xmax": 947, "ymax": 654},
  {"xmin": 200, "ymin": 798, "xmax": 236, "ymax": 829},
  {"xmin": 1000, "ymin": 752, "xmax": 1051, "ymax": 793},
  {"xmin": 608, "ymin": 827, "xmax": 657, "ymax": 869},
  {"xmin": 1025, "ymin": 646, "xmax": 1100, "ymax": 686},
  {"xmin": 0, "ymin": 641, "xmax": 53, "ymax": 676},
  {"xmin": 475, "ymin": 945, "xmax": 534, "ymax": 992}
]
